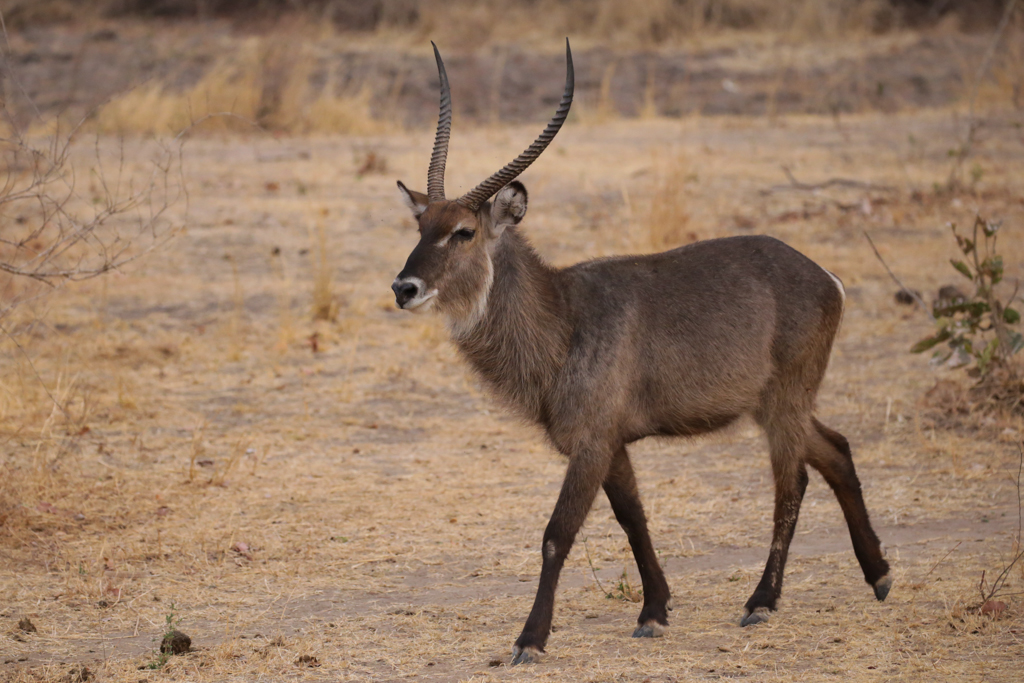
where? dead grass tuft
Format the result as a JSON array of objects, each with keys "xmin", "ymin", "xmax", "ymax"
[
  {"xmin": 94, "ymin": 39, "xmax": 385, "ymax": 136},
  {"xmin": 309, "ymin": 216, "xmax": 339, "ymax": 322},
  {"xmin": 576, "ymin": 61, "xmax": 621, "ymax": 125},
  {"xmin": 641, "ymin": 153, "xmax": 697, "ymax": 253},
  {"xmin": 95, "ymin": 47, "xmax": 262, "ymax": 135},
  {"xmin": 186, "ymin": 423, "xmax": 206, "ymax": 483}
]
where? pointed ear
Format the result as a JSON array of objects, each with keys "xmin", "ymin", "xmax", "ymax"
[
  {"xmin": 488, "ymin": 181, "xmax": 528, "ymax": 239},
  {"xmin": 397, "ymin": 180, "xmax": 428, "ymax": 218}
]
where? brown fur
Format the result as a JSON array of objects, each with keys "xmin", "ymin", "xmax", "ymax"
[{"xmin": 392, "ymin": 181, "xmax": 890, "ymax": 660}]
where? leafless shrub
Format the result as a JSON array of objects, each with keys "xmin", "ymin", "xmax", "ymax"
[
  {"xmin": 0, "ymin": 121, "xmax": 186, "ymax": 323},
  {"xmin": 0, "ymin": 12, "xmax": 200, "ymax": 533},
  {"xmin": 0, "ymin": 6, "xmax": 191, "ymax": 325}
]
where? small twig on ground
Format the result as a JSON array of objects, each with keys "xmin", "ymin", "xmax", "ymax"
[
  {"xmin": 581, "ymin": 537, "xmax": 611, "ymax": 598},
  {"xmin": 978, "ymin": 442, "xmax": 1024, "ymax": 606},
  {"xmin": 947, "ymin": 0, "xmax": 1020, "ymax": 189},
  {"xmin": 926, "ymin": 541, "xmax": 962, "ymax": 578},
  {"xmin": 862, "ymin": 230, "xmax": 935, "ymax": 322},
  {"xmin": 760, "ymin": 165, "xmax": 897, "ymax": 195}
]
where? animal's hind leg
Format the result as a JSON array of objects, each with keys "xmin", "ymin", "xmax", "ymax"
[
  {"xmin": 806, "ymin": 418, "xmax": 891, "ymax": 600},
  {"xmin": 742, "ymin": 413, "xmax": 809, "ymax": 626},
  {"xmin": 603, "ymin": 446, "xmax": 672, "ymax": 638}
]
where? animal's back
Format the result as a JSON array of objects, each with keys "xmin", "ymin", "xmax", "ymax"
[{"xmin": 557, "ymin": 235, "xmax": 845, "ymax": 439}]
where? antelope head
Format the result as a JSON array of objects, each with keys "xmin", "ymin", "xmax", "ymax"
[{"xmin": 392, "ymin": 41, "xmax": 574, "ymax": 330}]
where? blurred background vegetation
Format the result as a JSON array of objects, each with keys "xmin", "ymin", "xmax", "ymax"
[
  {"xmin": 3, "ymin": 1, "xmax": 1021, "ymax": 136},
  {"xmin": 3, "ymin": 0, "xmax": 1014, "ymax": 36},
  {"xmin": 0, "ymin": 0, "xmax": 1018, "ymax": 136}
]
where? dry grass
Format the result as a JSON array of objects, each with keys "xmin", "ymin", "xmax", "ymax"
[
  {"xmin": 2, "ymin": 109, "xmax": 1023, "ymax": 681},
  {"xmin": 29, "ymin": 1, "xmax": 1016, "ymax": 140},
  {"xmin": 4, "ymin": 22, "xmax": 1024, "ymax": 680},
  {"xmin": 93, "ymin": 39, "xmax": 385, "ymax": 136},
  {"xmin": 309, "ymin": 214, "xmax": 339, "ymax": 322},
  {"xmin": 29, "ymin": 3, "xmax": 1014, "ymax": 141},
  {"xmin": 94, "ymin": 45, "xmax": 261, "ymax": 135},
  {"xmin": 978, "ymin": 23, "xmax": 1024, "ymax": 109},
  {"xmin": 575, "ymin": 61, "xmax": 621, "ymax": 125},
  {"xmin": 639, "ymin": 152, "xmax": 698, "ymax": 253}
]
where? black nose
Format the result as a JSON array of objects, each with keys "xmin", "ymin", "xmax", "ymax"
[{"xmin": 392, "ymin": 280, "xmax": 420, "ymax": 307}]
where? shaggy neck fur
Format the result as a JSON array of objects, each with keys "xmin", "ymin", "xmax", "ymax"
[{"xmin": 452, "ymin": 228, "xmax": 570, "ymax": 424}]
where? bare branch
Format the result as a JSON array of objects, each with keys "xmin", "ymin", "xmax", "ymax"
[
  {"xmin": 862, "ymin": 230, "xmax": 935, "ymax": 322},
  {"xmin": 0, "ymin": 108, "xmax": 266, "ymax": 322},
  {"xmin": 761, "ymin": 165, "xmax": 897, "ymax": 195},
  {"xmin": 581, "ymin": 537, "xmax": 611, "ymax": 598}
]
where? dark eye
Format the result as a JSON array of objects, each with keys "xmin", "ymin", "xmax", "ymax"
[{"xmin": 453, "ymin": 228, "xmax": 475, "ymax": 241}]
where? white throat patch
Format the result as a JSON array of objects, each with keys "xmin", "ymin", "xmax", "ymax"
[{"xmin": 446, "ymin": 253, "xmax": 494, "ymax": 339}]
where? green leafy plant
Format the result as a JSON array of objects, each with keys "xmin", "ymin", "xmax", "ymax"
[
  {"xmin": 143, "ymin": 602, "xmax": 179, "ymax": 670},
  {"xmin": 912, "ymin": 215, "xmax": 1023, "ymax": 380}
]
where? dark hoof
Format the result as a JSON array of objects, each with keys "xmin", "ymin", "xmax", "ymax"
[
  {"xmin": 631, "ymin": 620, "xmax": 667, "ymax": 638},
  {"xmin": 740, "ymin": 607, "xmax": 770, "ymax": 627},
  {"xmin": 873, "ymin": 574, "xmax": 892, "ymax": 602},
  {"xmin": 510, "ymin": 645, "xmax": 542, "ymax": 665}
]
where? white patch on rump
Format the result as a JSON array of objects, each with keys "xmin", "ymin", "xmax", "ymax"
[{"xmin": 821, "ymin": 267, "xmax": 846, "ymax": 306}]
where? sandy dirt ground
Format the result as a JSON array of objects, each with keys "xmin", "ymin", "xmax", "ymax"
[{"xmin": 2, "ymin": 105, "xmax": 1024, "ymax": 682}]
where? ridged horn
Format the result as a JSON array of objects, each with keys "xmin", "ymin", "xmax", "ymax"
[
  {"xmin": 427, "ymin": 41, "xmax": 452, "ymax": 203},
  {"xmin": 457, "ymin": 38, "xmax": 574, "ymax": 212}
]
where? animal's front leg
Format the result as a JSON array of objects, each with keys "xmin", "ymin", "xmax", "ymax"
[{"xmin": 511, "ymin": 450, "xmax": 608, "ymax": 665}]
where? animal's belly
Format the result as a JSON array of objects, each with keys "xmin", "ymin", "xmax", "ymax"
[
  {"xmin": 653, "ymin": 411, "xmax": 742, "ymax": 438},
  {"xmin": 627, "ymin": 361, "xmax": 769, "ymax": 439}
]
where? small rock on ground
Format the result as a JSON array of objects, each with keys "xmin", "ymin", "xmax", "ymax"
[{"xmin": 160, "ymin": 630, "xmax": 192, "ymax": 655}]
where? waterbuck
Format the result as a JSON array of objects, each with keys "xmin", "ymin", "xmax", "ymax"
[{"xmin": 390, "ymin": 40, "xmax": 891, "ymax": 665}]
